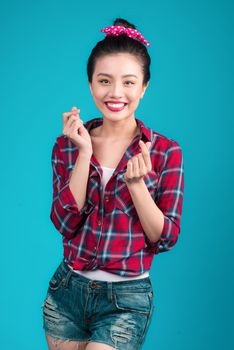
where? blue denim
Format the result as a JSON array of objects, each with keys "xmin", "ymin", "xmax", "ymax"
[{"xmin": 42, "ymin": 259, "xmax": 155, "ymax": 350}]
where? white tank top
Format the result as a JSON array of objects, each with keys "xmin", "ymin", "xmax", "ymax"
[{"xmin": 68, "ymin": 165, "xmax": 149, "ymax": 281}]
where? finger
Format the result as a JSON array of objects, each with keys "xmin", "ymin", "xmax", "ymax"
[
  {"xmin": 65, "ymin": 108, "xmax": 79, "ymax": 119},
  {"xmin": 63, "ymin": 113, "xmax": 70, "ymax": 128},
  {"xmin": 139, "ymin": 140, "xmax": 152, "ymax": 170},
  {"xmin": 146, "ymin": 142, "xmax": 152, "ymax": 149},
  {"xmin": 71, "ymin": 120, "xmax": 82, "ymax": 135},
  {"xmin": 71, "ymin": 107, "xmax": 81, "ymax": 115},
  {"xmin": 63, "ymin": 114, "xmax": 78, "ymax": 131},
  {"xmin": 67, "ymin": 120, "xmax": 83, "ymax": 139},
  {"xmin": 70, "ymin": 118, "xmax": 83, "ymax": 133},
  {"xmin": 126, "ymin": 161, "xmax": 133, "ymax": 181},
  {"xmin": 137, "ymin": 153, "xmax": 147, "ymax": 176},
  {"xmin": 63, "ymin": 113, "xmax": 75, "ymax": 129},
  {"xmin": 139, "ymin": 140, "xmax": 152, "ymax": 150},
  {"xmin": 70, "ymin": 117, "xmax": 86, "ymax": 138},
  {"xmin": 132, "ymin": 156, "xmax": 140, "ymax": 178},
  {"xmin": 63, "ymin": 116, "xmax": 83, "ymax": 136},
  {"xmin": 62, "ymin": 108, "xmax": 81, "ymax": 127},
  {"xmin": 71, "ymin": 108, "xmax": 83, "ymax": 123},
  {"xmin": 71, "ymin": 117, "xmax": 82, "ymax": 127}
]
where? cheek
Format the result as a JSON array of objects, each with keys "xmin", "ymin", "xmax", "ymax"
[
  {"xmin": 128, "ymin": 90, "xmax": 143, "ymax": 101},
  {"xmin": 93, "ymin": 92, "xmax": 104, "ymax": 103},
  {"xmin": 129, "ymin": 97, "xmax": 141, "ymax": 106}
]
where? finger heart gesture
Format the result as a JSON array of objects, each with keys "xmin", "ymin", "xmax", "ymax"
[{"xmin": 124, "ymin": 140, "xmax": 152, "ymax": 184}]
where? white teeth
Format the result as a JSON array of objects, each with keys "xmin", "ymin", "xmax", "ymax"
[{"xmin": 106, "ymin": 103, "xmax": 125, "ymax": 108}]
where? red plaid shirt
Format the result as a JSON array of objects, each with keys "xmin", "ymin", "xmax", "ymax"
[{"xmin": 50, "ymin": 117, "xmax": 184, "ymax": 276}]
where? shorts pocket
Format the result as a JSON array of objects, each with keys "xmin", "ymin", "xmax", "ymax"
[
  {"xmin": 113, "ymin": 290, "xmax": 153, "ymax": 315},
  {"xmin": 48, "ymin": 263, "xmax": 66, "ymax": 291}
]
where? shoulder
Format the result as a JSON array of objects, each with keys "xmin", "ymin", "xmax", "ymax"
[
  {"xmin": 140, "ymin": 120, "xmax": 183, "ymax": 173},
  {"xmin": 145, "ymin": 121, "xmax": 182, "ymax": 155},
  {"xmin": 137, "ymin": 117, "xmax": 181, "ymax": 150}
]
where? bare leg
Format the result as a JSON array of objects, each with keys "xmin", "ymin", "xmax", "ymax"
[
  {"xmin": 85, "ymin": 342, "xmax": 115, "ymax": 350},
  {"xmin": 45, "ymin": 333, "xmax": 88, "ymax": 350}
]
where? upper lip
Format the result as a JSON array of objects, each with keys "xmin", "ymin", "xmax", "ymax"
[{"xmin": 105, "ymin": 101, "xmax": 127, "ymax": 104}]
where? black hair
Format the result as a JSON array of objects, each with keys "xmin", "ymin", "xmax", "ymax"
[{"xmin": 87, "ymin": 18, "xmax": 151, "ymax": 86}]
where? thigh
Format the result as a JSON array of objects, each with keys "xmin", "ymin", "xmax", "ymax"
[
  {"xmin": 45, "ymin": 333, "xmax": 88, "ymax": 350},
  {"xmin": 85, "ymin": 342, "xmax": 115, "ymax": 350}
]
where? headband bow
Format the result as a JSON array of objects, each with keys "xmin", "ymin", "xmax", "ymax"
[{"xmin": 100, "ymin": 25, "xmax": 151, "ymax": 47}]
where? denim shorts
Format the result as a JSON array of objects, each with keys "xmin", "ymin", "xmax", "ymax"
[{"xmin": 42, "ymin": 259, "xmax": 155, "ymax": 350}]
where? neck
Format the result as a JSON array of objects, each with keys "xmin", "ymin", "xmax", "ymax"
[{"xmin": 98, "ymin": 117, "xmax": 140, "ymax": 141}]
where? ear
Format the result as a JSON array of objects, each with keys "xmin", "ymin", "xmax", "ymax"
[
  {"xmin": 89, "ymin": 83, "xmax": 93, "ymax": 96},
  {"xmin": 140, "ymin": 82, "xmax": 149, "ymax": 99}
]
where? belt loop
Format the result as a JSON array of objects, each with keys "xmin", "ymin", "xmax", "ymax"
[
  {"xmin": 107, "ymin": 282, "xmax": 112, "ymax": 302},
  {"xmin": 63, "ymin": 268, "xmax": 73, "ymax": 288}
]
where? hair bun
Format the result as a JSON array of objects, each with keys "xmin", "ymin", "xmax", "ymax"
[{"xmin": 113, "ymin": 18, "xmax": 136, "ymax": 30}]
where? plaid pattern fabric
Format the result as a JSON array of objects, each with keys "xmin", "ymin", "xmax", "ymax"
[{"xmin": 50, "ymin": 117, "xmax": 184, "ymax": 276}]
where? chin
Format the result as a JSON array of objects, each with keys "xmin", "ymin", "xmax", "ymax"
[{"xmin": 104, "ymin": 115, "xmax": 135, "ymax": 123}]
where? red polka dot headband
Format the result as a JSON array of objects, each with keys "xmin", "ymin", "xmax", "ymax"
[{"xmin": 100, "ymin": 25, "xmax": 151, "ymax": 47}]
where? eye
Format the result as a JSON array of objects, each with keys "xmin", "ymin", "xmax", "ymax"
[
  {"xmin": 98, "ymin": 79, "xmax": 135, "ymax": 86},
  {"xmin": 124, "ymin": 81, "xmax": 135, "ymax": 86},
  {"xmin": 99, "ymin": 79, "xmax": 109, "ymax": 84}
]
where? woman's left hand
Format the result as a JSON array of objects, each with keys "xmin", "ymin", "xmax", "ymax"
[{"xmin": 124, "ymin": 140, "xmax": 152, "ymax": 184}]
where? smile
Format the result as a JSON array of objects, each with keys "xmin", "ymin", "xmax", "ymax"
[{"xmin": 104, "ymin": 102, "xmax": 127, "ymax": 112}]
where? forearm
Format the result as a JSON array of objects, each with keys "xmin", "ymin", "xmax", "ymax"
[
  {"xmin": 69, "ymin": 151, "xmax": 92, "ymax": 210},
  {"xmin": 126, "ymin": 178, "xmax": 164, "ymax": 242}
]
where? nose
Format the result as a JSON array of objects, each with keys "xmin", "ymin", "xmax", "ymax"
[{"xmin": 108, "ymin": 82, "xmax": 123, "ymax": 99}]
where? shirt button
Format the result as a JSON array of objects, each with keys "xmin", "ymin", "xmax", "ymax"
[
  {"xmin": 98, "ymin": 220, "xmax": 102, "ymax": 226},
  {"xmin": 105, "ymin": 196, "xmax": 109, "ymax": 202}
]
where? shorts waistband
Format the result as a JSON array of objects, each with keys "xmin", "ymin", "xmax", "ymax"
[{"xmin": 60, "ymin": 259, "xmax": 153, "ymax": 291}]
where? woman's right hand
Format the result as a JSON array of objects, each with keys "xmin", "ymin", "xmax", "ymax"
[{"xmin": 62, "ymin": 106, "xmax": 93, "ymax": 156}]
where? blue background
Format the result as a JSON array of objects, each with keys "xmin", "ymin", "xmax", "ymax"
[{"xmin": 0, "ymin": 0, "xmax": 233, "ymax": 349}]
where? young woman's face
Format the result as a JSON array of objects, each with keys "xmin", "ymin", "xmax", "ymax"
[{"xmin": 89, "ymin": 53, "xmax": 149, "ymax": 121}]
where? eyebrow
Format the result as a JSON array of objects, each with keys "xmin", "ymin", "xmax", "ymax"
[{"xmin": 97, "ymin": 73, "xmax": 138, "ymax": 78}]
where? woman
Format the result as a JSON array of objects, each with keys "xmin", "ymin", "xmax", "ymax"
[{"xmin": 42, "ymin": 18, "xmax": 184, "ymax": 350}]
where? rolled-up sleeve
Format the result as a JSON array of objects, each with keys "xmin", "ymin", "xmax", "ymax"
[
  {"xmin": 50, "ymin": 138, "xmax": 90, "ymax": 239},
  {"xmin": 145, "ymin": 140, "xmax": 184, "ymax": 254}
]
